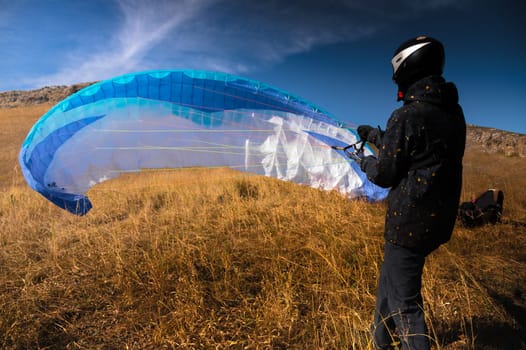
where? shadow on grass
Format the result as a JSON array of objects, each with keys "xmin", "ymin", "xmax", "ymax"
[{"xmin": 439, "ymin": 290, "xmax": 526, "ymax": 349}]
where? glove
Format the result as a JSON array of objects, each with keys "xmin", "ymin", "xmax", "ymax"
[
  {"xmin": 357, "ymin": 125, "xmax": 381, "ymax": 145},
  {"xmin": 357, "ymin": 125, "xmax": 374, "ymax": 142},
  {"xmin": 360, "ymin": 155, "xmax": 375, "ymax": 174}
]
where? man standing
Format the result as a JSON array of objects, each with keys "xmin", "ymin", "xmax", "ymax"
[{"xmin": 358, "ymin": 36, "xmax": 466, "ymax": 349}]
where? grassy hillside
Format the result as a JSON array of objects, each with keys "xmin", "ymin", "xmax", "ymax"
[{"xmin": 1, "ymin": 105, "xmax": 525, "ymax": 349}]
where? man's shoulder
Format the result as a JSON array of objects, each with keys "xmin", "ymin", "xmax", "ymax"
[{"xmin": 388, "ymin": 103, "xmax": 421, "ymax": 125}]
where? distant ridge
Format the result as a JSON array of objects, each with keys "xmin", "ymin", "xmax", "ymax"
[
  {"xmin": 467, "ymin": 125, "xmax": 526, "ymax": 157},
  {"xmin": 1, "ymin": 84, "xmax": 524, "ymax": 157},
  {"xmin": 0, "ymin": 83, "xmax": 93, "ymax": 109}
]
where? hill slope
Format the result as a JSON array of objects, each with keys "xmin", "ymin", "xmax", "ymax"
[{"xmin": 0, "ymin": 87, "xmax": 525, "ymax": 349}]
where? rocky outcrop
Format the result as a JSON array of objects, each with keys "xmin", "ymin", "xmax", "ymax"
[
  {"xmin": 467, "ymin": 125, "xmax": 526, "ymax": 157},
  {"xmin": 0, "ymin": 83, "xmax": 92, "ymax": 109}
]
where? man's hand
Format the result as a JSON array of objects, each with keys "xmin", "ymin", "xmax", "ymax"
[
  {"xmin": 357, "ymin": 125, "xmax": 374, "ymax": 142},
  {"xmin": 359, "ymin": 155, "xmax": 373, "ymax": 173},
  {"xmin": 357, "ymin": 125, "xmax": 381, "ymax": 145}
]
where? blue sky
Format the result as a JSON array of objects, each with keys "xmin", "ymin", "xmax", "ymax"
[{"xmin": 1, "ymin": 0, "xmax": 525, "ymax": 134}]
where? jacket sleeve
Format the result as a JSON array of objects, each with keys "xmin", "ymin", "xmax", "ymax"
[
  {"xmin": 368, "ymin": 127, "xmax": 385, "ymax": 149},
  {"xmin": 360, "ymin": 112, "xmax": 410, "ymax": 188}
]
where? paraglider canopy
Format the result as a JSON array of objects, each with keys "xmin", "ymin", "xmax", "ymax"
[{"xmin": 19, "ymin": 70, "xmax": 387, "ymax": 215}]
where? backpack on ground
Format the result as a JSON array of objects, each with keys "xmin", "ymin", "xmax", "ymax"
[{"xmin": 458, "ymin": 189, "xmax": 504, "ymax": 227}]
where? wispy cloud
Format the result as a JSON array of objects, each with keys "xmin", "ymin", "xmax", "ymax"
[
  {"xmin": 27, "ymin": 0, "xmax": 215, "ymax": 87},
  {"xmin": 23, "ymin": 0, "xmax": 469, "ymax": 88}
]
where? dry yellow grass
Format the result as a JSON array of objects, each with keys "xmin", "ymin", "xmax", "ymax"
[{"xmin": 1, "ymin": 106, "xmax": 525, "ymax": 349}]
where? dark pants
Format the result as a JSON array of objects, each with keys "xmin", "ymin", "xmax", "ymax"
[{"xmin": 372, "ymin": 242, "xmax": 430, "ymax": 350}]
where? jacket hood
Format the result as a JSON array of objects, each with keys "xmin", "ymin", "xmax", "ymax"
[{"xmin": 403, "ymin": 75, "xmax": 459, "ymax": 107}]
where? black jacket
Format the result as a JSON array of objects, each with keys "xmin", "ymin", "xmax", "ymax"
[{"xmin": 361, "ymin": 76, "xmax": 466, "ymax": 254}]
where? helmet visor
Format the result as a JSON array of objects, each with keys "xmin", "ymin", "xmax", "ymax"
[{"xmin": 391, "ymin": 42, "xmax": 431, "ymax": 80}]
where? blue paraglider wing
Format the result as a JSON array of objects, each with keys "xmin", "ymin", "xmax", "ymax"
[{"xmin": 19, "ymin": 70, "xmax": 387, "ymax": 215}]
